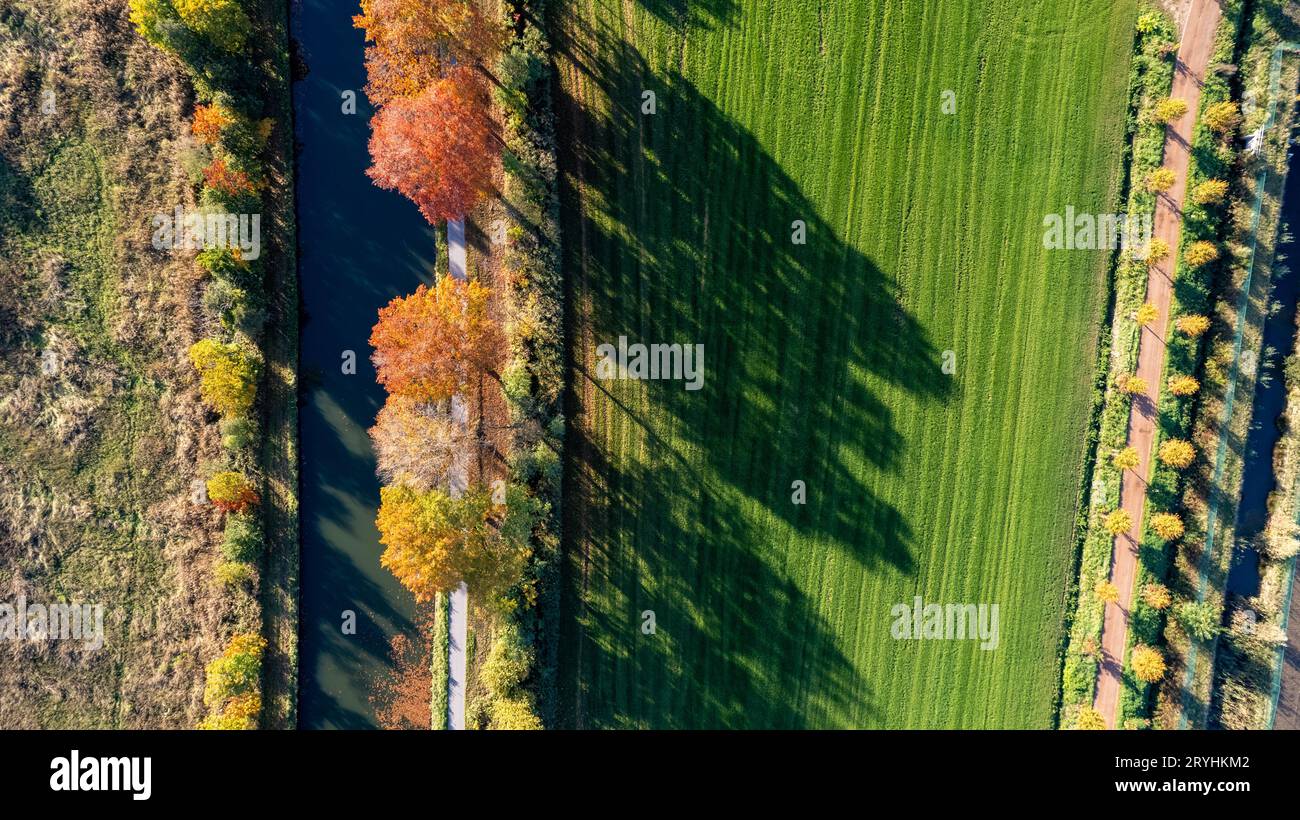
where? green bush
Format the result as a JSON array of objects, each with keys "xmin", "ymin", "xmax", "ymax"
[
  {"xmin": 220, "ymin": 414, "xmax": 257, "ymax": 452},
  {"xmin": 215, "ymin": 560, "xmax": 255, "ymax": 587},
  {"xmin": 1176, "ymin": 600, "xmax": 1223, "ymax": 642},
  {"xmin": 203, "ymin": 278, "xmax": 264, "ymax": 336},
  {"xmin": 489, "ymin": 696, "xmax": 543, "ymax": 730},
  {"xmin": 221, "ymin": 512, "xmax": 262, "ymax": 563},
  {"xmin": 482, "ymin": 623, "xmax": 533, "ymax": 698}
]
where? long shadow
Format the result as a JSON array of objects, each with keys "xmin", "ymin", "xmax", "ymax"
[
  {"xmin": 554, "ymin": 21, "xmax": 952, "ymax": 727},
  {"xmin": 0, "ymin": 155, "xmax": 41, "ymax": 343},
  {"xmin": 1254, "ymin": 0, "xmax": 1300, "ymax": 42},
  {"xmin": 631, "ymin": 0, "xmax": 739, "ymax": 31}
]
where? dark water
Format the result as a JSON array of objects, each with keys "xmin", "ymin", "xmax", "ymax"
[
  {"xmin": 292, "ymin": 0, "xmax": 435, "ymax": 728},
  {"xmin": 1226, "ymin": 160, "xmax": 1300, "ymax": 599}
]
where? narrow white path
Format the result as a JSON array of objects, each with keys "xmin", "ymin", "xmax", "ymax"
[
  {"xmin": 448, "ymin": 218, "xmax": 467, "ymax": 281},
  {"xmin": 447, "ymin": 581, "xmax": 468, "ymax": 729},
  {"xmin": 446, "ymin": 218, "xmax": 469, "ymax": 730}
]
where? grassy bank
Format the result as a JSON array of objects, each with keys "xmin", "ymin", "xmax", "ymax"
[
  {"xmin": 253, "ymin": 0, "xmax": 301, "ymax": 730},
  {"xmin": 0, "ymin": 0, "xmax": 232, "ymax": 727}
]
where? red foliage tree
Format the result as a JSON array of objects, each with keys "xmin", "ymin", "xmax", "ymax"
[
  {"xmin": 365, "ymin": 67, "xmax": 496, "ymax": 224},
  {"xmin": 203, "ymin": 156, "xmax": 256, "ymax": 197}
]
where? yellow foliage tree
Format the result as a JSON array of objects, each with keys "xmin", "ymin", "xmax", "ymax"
[
  {"xmin": 200, "ymin": 633, "xmax": 265, "ymax": 729},
  {"xmin": 1095, "ymin": 580, "xmax": 1120, "ymax": 603},
  {"xmin": 1184, "ymin": 241, "xmax": 1219, "ymax": 267},
  {"xmin": 1149, "ymin": 512, "xmax": 1185, "ymax": 540},
  {"xmin": 1191, "ymin": 179, "xmax": 1228, "ymax": 206},
  {"xmin": 1168, "ymin": 375, "xmax": 1200, "ymax": 396},
  {"xmin": 489, "ymin": 697, "xmax": 544, "ymax": 730},
  {"xmin": 1202, "ymin": 100, "xmax": 1242, "ymax": 135},
  {"xmin": 1076, "ymin": 708, "xmax": 1107, "ymax": 730},
  {"xmin": 206, "ymin": 470, "xmax": 259, "ymax": 513},
  {"xmin": 1142, "ymin": 583, "xmax": 1173, "ymax": 610},
  {"xmin": 1153, "ymin": 97, "xmax": 1188, "ymax": 124},
  {"xmin": 1146, "ymin": 167, "xmax": 1176, "ymax": 192},
  {"xmin": 1104, "ymin": 509, "xmax": 1132, "ymax": 536},
  {"xmin": 1158, "ymin": 438, "xmax": 1195, "ymax": 469},
  {"xmin": 189, "ymin": 339, "xmax": 259, "ymax": 417},
  {"xmin": 1135, "ymin": 303, "xmax": 1159, "ymax": 326},
  {"xmin": 1112, "ymin": 446, "xmax": 1140, "ymax": 471},
  {"xmin": 173, "ymin": 0, "xmax": 253, "ymax": 53},
  {"xmin": 1131, "ymin": 645, "xmax": 1166, "ymax": 683},
  {"xmin": 1144, "ymin": 237, "xmax": 1170, "ymax": 264},
  {"xmin": 199, "ymin": 692, "xmax": 261, "ymax": 730},
  {"xmin": 375, "ymin": 483, "xmax": 536, "ymax": 604},
  {"xmin": 1120, "ymin": 375, "xmax": 1148, "ymax": 395},
  {"xmin": 1175, "ymin": 314, "xmax": 1210, "ymax": 337}
]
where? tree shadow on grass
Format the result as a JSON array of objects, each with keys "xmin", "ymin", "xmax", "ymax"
[
  {"xmin": 632, "ymin": 0, "xmax": 740, "ymax": 31},
  {"xmin": 552, "ymin": 23, "xmax": 952, "ymax": 727}
]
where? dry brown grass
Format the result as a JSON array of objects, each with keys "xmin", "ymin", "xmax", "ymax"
[{"xmin": 0, "ymin": 0, "xmax": 235, "ymax": 727}]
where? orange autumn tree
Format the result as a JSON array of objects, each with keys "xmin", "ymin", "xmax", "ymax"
[
  {"xmin": 365, "ymin": 67, "xmax": 497, "ymax": 224},
  {"xmin": 370, "ymin": 274, "xmax": 503, "ymax": 402},
  {"xmin": 375, "ymin": 483, "xmax": 535, "ymax": 605},
  {"xmin": 193, "ymin": 103, "xmax": 233, "ymax": 144},
  {"xmin": 353, "ymin": 0, "xmax": 504, "ymax": 107}
]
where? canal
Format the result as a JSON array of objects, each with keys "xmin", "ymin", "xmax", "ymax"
[
  {"xmin": 292, "ymin": 0, "xmax": 436, "ymax": 728},
  {"xmin": 1226, "ymin": 155, "xmax": 1300, "ymax": 600}
]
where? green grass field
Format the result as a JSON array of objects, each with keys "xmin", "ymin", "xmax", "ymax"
[{"xmin": 555, "ymin": 0, "xmax": 1137, "ymax": 727}]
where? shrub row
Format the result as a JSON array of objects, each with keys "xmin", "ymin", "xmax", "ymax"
[
  {"xmin": 1060, "ymin": 5, "xmax": 1180, "ymax": 726},
  {"xmin": 129, "ymin": 0, "xmax": 277, "ymax": 729},
  {"xmin": 491, "ymin": 0, "xmax": 566, "ymax": 729},
  {"xmin": 1121, "ymin": 0, "xmax": 1249, "ymax": 727}
]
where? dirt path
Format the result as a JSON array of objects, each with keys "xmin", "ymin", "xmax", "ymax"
[{"xmin": 1093, "ymin": 0, "xmax": 1223, "ymax": 728}]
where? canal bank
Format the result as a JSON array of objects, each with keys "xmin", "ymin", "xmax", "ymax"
[{"xmin": 292, "ymin": 0, "xmax": 438, "ymax": 728}]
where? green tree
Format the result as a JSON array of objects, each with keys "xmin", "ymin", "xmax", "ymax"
[
  {"xmin": 221, "ymin": 512, "xmax": 262, "ymax": 562},
  {"xmin": 1176, "ymin": 600, "xmax": 1222, "ymax": 642},
  {"xmin": 173, "ymin": 0, "xmax": 252, "ymax": 53}
]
